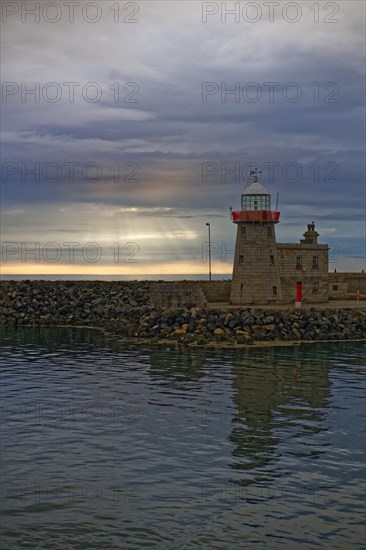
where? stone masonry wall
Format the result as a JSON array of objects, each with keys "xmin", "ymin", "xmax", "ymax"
[
  {"xmin": 329, "ymin": 272, "xmax": 366, "ymax": 299},
  {"xmin": 231, "ymin": 223, "xmax": 282, "ymax": 305},
  {"xmin": 199, "ymin": 281, "xmax": 231, "ymax": 302},
  {"xmin": 150, "ymin": 283, "xmax": 208, "ymax": 308},
  {"xmin": 277, "ymin": 244, "xmax": 328, "ymax": 303},
  {"xmin": 149, "ymin": 281, "xmax": 231, "ymax": 307}
]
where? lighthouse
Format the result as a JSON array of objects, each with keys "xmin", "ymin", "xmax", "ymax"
[{"xmin": 230, "ymin": 169, "xmax": 282, "ymax": 304}]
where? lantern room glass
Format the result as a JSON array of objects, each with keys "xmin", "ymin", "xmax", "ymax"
[{"xmin": 241, "ymin": 194, "xmax": 271, "ymax": 211}]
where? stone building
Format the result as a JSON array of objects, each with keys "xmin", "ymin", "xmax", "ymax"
[{"xmin": 230, "ymin": 170, "xmax": 328, "ymax": 305}]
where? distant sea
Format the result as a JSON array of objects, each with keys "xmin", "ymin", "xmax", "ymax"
[{"xmin": 1, "ymin": 274, "xmax": 231, "ymax": 281}]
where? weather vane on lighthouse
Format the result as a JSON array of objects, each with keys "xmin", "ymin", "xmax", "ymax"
[{"xmin": 248, "ymin": 166, "xmax": 262, "ymax": 185}]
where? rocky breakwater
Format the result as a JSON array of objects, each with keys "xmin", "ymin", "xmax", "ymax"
[
  {"xmin": 0, "ymin": 280, "xmax": 150, "ymax": 327},
  {"xmin": 109, "ymin": 306, "xmax": 366, "ymax": 346},
  {"xmin": 1, "ymin": 281, "xmax": 365, "ymax": 346}
]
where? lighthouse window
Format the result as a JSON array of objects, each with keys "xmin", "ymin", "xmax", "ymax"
[
  {"xmin": 267, "ymin": 227, "xmax": 272, "ymax": 238},
  {"xmin": 272, "ymin": 286, "xmax": 277, "ymax": 296},
  {"xmin": 312, "ymin": 281, "xmax": 319, "ymax": 293},
  {"xmin": 270, "ymin": 255, "xmax": 275, "ymax": 265},
  {"xmin": 239, "ymin": 255, "xmax": 244, "ymax": 265},
  {"xmin": 241, "ymin": 195, "xmax": 270, "ymax": 211},
  {"xmin": 296, "ymin": 255, "xmax": 302, "ymax": 268},
  {"xmin": 312, "ymin": 256, "xmax": 318, "ymax": 268},
  {"xmin": 241, "ymin": 226, "xmax": 246, "ymax": 237}
]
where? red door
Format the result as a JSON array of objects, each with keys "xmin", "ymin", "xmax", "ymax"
[{"xmin": 296, "ymin": 282, "xmax": 302, "ymax": 302}]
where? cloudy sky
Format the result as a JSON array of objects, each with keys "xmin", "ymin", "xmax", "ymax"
[{"xmin": 1, "ymin": 0, "xmax": 365, "ymax": 276}]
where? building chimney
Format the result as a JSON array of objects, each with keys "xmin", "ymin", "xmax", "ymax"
[{"xmin": 301, "ymin": 221, "xmax": 319, "ymax": 244}]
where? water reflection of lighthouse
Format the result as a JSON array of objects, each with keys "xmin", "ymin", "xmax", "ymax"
[{"xmin": 229, "ymin": 347, "xmax": 331, "ymax": 486}]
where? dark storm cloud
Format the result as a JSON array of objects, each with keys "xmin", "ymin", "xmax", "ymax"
[{"xmin": 1, "ymin": 1, "xmax": 365, "ymax": 270}]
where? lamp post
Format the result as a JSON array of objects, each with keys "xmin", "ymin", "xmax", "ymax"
[{"xmin": 206, "ymin": 222, "xmax": 212, "ymax": 282}]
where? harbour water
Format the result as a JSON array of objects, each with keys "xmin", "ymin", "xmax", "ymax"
[{"xmin": 1, "ymin": 327, "xmax": 365, "ymax": 549}]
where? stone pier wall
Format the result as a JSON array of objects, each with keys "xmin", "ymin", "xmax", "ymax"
[
  {"xmin": 329, "ymin": 272, "xmax": 366, "ymax": 299},
  {"xmin": 150, "ymin": 283, "xmax": 208, "ymax": 308},
  {"xmin": 149, "ymin": 281, "xmax": 231, "ymax": 307},
  {"xmin": 198, "ymin": 281, "xmax": 231, "ymax": 302}
]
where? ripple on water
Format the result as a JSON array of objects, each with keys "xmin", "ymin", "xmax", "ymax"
[{"xmin": 1, "ymin": 328, "xmax": 365, "ymax": 549}]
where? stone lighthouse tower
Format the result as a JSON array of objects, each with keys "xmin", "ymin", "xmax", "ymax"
[{"xmin": 230, "ymin": 169, "xmax": 282, "ymax": 305}]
